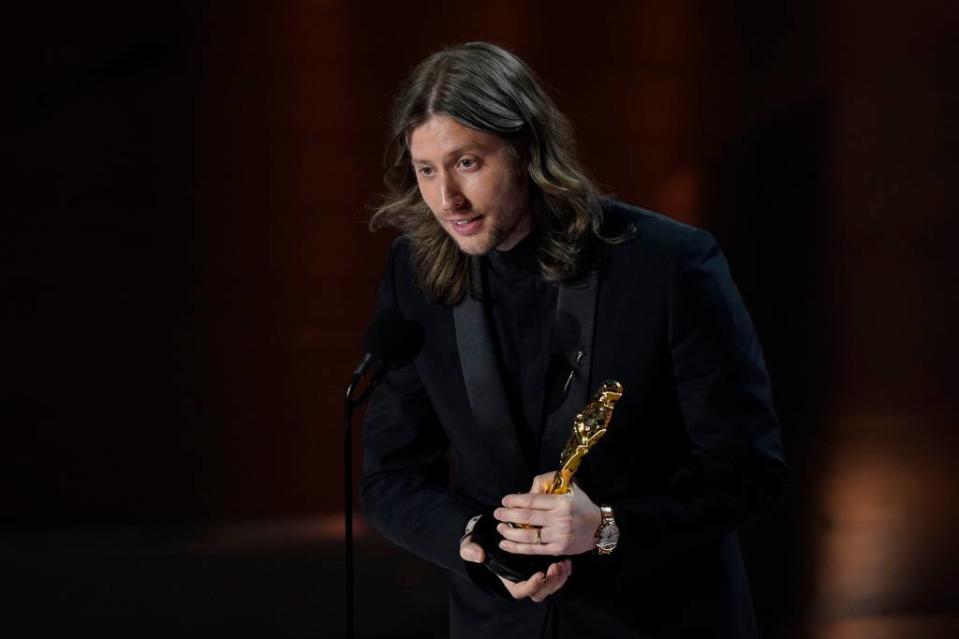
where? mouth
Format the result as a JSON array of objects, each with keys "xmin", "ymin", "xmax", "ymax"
[{"xmin": 447, "ymin": 214, "xmax": 484, "ymax": 236}]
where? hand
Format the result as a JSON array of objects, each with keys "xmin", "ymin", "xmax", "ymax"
[
  {"xmin": 493, "ymin": 471, "xmax": 602, "ymax": 556},
  {"xmin": 459, "ymin": 535, "xmax": 572, "ymax": 602},
  {"xmin": 498, "ymin": 559, "xmax": 572, "ymax": 602}
]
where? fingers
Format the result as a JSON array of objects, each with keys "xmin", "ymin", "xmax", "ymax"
[
  {"xmin": 495, "ymin": 492, "xmax": 575, "ymax": 554},
  {"xmin": 500, "ymin": 571, "xmax": 544, "ymax": 599},
  {"xmin": 499, "ymin": 560, "xmax": 573, "ymax": 602},
  {"xmin": 459, "ymin": 536, "xmax": 485, "ymax": 564},
  {"xmin": 493, "ymin": 505, "xmax": 552, "ymax": 528},
  {"xmin": 494, "ymin": 492, "xmax": 571, "ymax": 528},
  {"xmin": 497, "ymin": 534, "xmax": 557, "ymax": 555},
  {"xmin": 495, "ymin": 522, "xmax": 565, "ymax": 555},
  {"xmin": 530, "ymin": 561, "xmax": 572, "ymax": 603},
  {"xmin": 496, "ymin": 522, "xmax": 541, "ymax": 544},
  {"xmin": 501, "ymin": 492, "xmax": 561, "ymax": 511}
]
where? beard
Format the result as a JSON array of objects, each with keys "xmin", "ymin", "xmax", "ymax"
[{"xmin": 444, "ymin": 208, "xmax": 530, "ymax": 257}]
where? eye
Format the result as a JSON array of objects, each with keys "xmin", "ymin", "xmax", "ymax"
[
  {"xmin": 416, "ymin": 166, "xmax": 434, "ymax": 177},
  {"xmin": 458, "ymin": 157, "xmax": 478, "ymax": 170}
]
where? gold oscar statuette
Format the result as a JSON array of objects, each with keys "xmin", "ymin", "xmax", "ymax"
[
  {"xmin": 513, "ymin": 380, "xmax": 624, "ymax": 530},
  {"xmin": 476, "ymin": 380, "xmax": 624, "ymax": 581},
  {"xmin": 546, "ymin": 379, "xmax": 624, "ymax": 494}
]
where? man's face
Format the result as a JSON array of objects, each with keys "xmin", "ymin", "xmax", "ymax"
[{"xmin": 408, "ymin": 114, "xmax": 531, "ymax": 255}]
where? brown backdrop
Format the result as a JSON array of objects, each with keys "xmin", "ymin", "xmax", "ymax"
[{"xmin": 5, "ymin": 1, "xmax": 956, "ymax": 637}]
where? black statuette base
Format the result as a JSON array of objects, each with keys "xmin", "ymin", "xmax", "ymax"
[{"xmin": 471, "ymin": 511, "xmax": 564, "ymax": 583}]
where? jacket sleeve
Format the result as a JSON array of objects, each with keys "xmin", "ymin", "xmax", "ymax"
[
  {"xmin": 358, "ymin": 241, "xmax": 487, "ymax": 583},
  {"xmin": 609, "ymin": 229, "xmax": 789, "ymax": 578}
]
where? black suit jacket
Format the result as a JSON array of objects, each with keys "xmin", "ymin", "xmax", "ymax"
[{"xmin": 360, "ymin": 200, "xmax": 788, "ymax": 638}]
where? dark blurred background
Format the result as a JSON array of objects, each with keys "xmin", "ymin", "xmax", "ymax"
[{"xmin": 3, "ymin": 1, "xmax": 956, "ymax": 637}]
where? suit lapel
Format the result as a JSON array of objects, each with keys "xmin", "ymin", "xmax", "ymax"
[
  {"xmin": 453, "ymin": 256, "xmax": 531, "ymax": 486},
  {"xmin": 538, "ymin": 268, "xmax": 600, "ymax": 472}
]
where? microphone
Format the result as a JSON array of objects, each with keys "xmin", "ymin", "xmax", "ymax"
[
  {"xmin": 352, "ymin": 308, "xmax": 424, "ymax": 380},
  {"xmin": 545, "ymin": 311, "xmax": 583, "ymax": 412},
  {"xmin": 343, "ymin": 308, "xmax": 422, "ymax": 639}
]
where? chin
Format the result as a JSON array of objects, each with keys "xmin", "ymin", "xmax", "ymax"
[
  {"xmin": 456, "ymin": 242, "xmax": 493, "ymax": 257},
  {"xmin": 450, "ymin": 233, "xmax": 497, "ymax": 256}
]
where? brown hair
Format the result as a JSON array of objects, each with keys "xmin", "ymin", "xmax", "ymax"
[{"xmin": 370, "ymin": 42, "xmax": 608, "ymax": 305}]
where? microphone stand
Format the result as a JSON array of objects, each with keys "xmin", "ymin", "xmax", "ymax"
[{"xmin": 343, "ymin": 367, "xmax": 379, "ymax": 639}]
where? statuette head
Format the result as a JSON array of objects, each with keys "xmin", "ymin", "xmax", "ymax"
[{"xmin": 596, "ymin": 380, "xmax": 624, "ymax": 407}]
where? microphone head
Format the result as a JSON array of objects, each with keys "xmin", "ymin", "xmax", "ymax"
[
  {"xmin": 363, "ymin": 309, "xmax": 424, "ymax": 369},
  {"xmin": 544, "ymin": 311, "xmax": 583, "ymax": 413}
]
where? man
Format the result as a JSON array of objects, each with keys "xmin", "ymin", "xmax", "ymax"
[{"xmin": 360, "ymin": 42, "xmax": 788, "ymax": 638}]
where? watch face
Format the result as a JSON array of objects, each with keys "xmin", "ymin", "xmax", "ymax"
[
  {"xmin": 595, "ymin": 506, "xmax": 619, "ymax": 554},
  {"xmin": 598, "ymin": 523, "xmax": 619, "ymax": 547}
]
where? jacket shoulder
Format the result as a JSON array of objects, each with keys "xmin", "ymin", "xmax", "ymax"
[
  {"xmin": 375, "ymin": 235, "xmax": 424, "ymax": 310},
  {"xmin": 600, "ymin": 198, "xmax": 714, "ymax": 262},
  {"xmin": 382, "ymin": 235, "xmax": 419, "ymax": 283}
]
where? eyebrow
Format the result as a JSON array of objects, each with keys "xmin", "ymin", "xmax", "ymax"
[{"xmin": 410, "ymin": 145, "xmax": 485, "ymax": 165}]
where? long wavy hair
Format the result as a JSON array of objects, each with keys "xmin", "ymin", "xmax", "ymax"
[{"xmin": 370, "ymin": 42, "xmax": 609, "ymax": 306}]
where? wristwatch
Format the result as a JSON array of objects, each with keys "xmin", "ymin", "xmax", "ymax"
[
  {"xmin": 594, "ymin": 504, "xmax": 619, "ymax": 555},
  {"xmin": 461, "ymin": 514, "xmax": 482, "ymax": 546}
]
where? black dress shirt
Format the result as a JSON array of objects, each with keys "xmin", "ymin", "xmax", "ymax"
[{"xmin": 483, "ymin": 236, "xmax": 558, "ymax": 469}]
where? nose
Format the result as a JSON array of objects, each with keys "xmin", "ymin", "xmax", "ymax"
[{"xmin": 439, "ymin": 174, "xmax": 465, "ymax": 211}]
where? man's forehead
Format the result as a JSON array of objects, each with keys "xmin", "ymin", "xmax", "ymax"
[
  {"xmin": 408, "ymin": 115, "xmax": 503, "ymax": 162},
  {"xmin": 408, "ymin": 144, "xmax": 487, "ymax": 164}
]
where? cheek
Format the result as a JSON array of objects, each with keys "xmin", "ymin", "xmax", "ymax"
[
  {"xmin": 494, "ymin": 180, "xmax": 525, "ymax": 220},
  {"xmin": 496, "ymin": 170, "xmax": 525, "ymax": 205},
  {"xmin": 416, "ymin": 180, "xmax": 438, "ymax": 211}
]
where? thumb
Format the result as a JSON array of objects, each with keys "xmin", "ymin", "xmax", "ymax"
[
  {"xmin": 530, "ymin": 471, "xmax": 556, "ymax": 494},
  {"xmin": 460, "ymin": 538, "xmax": 485, "ymax": 564}
]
